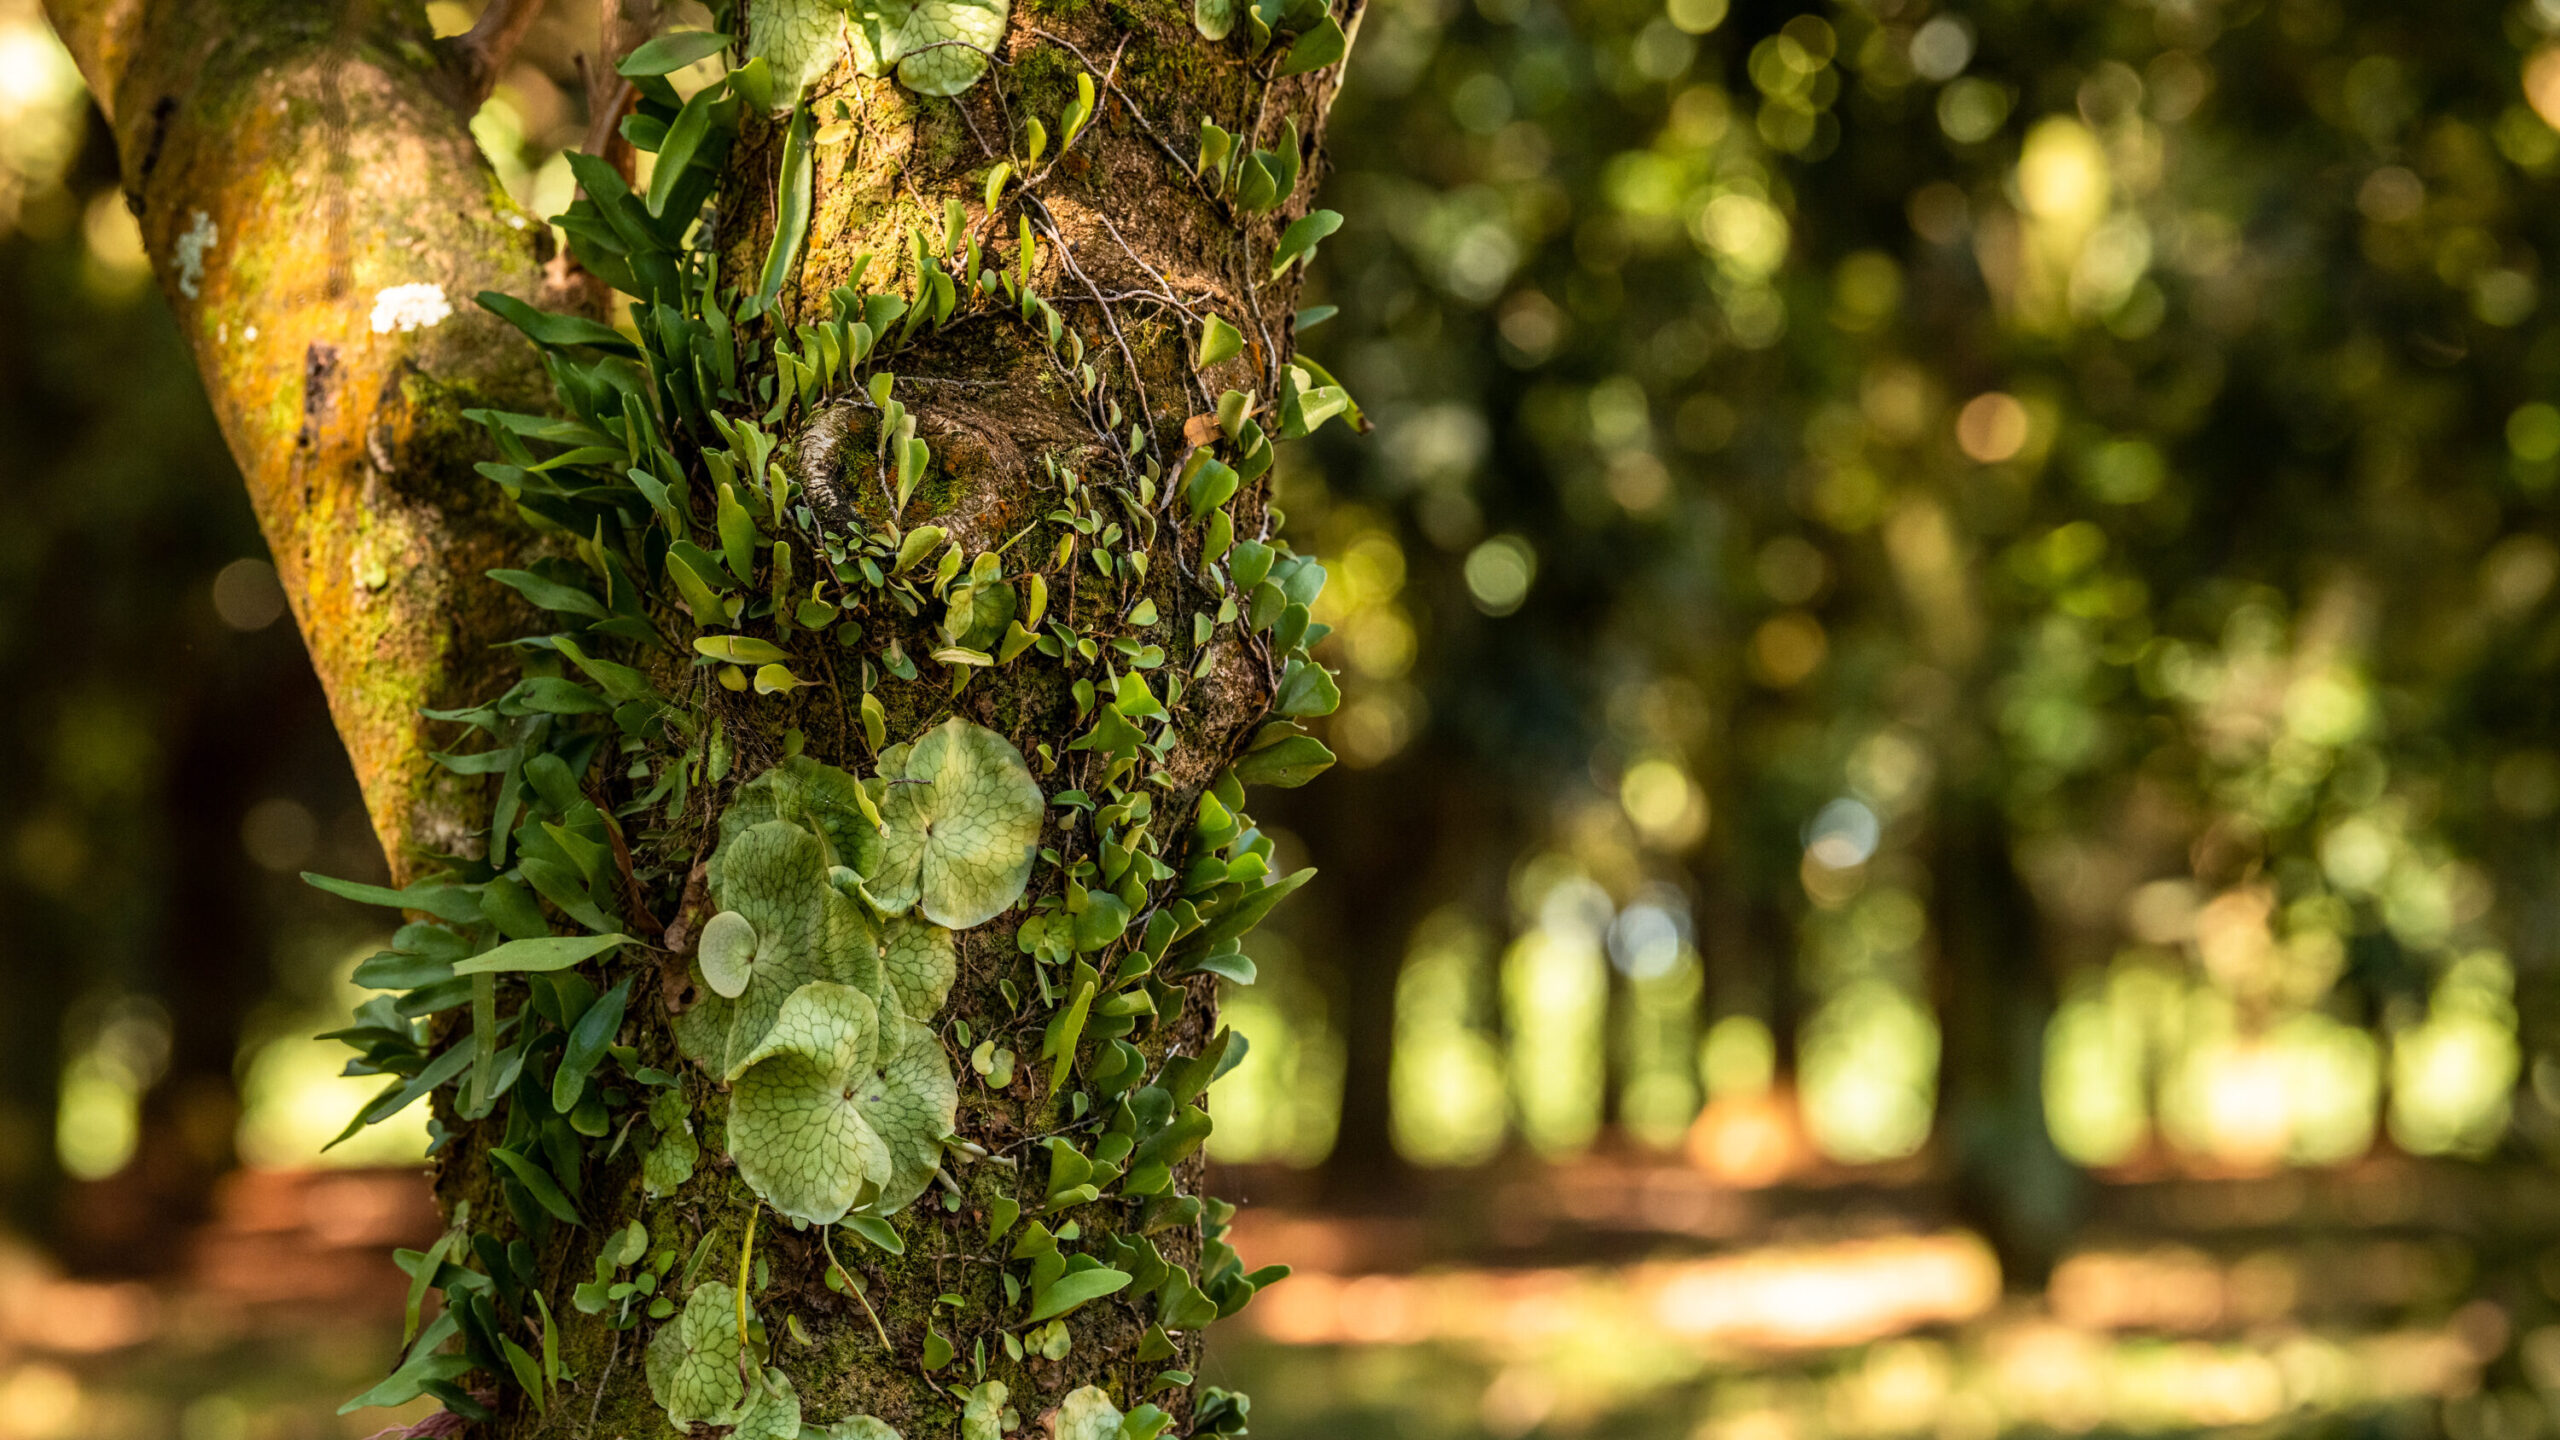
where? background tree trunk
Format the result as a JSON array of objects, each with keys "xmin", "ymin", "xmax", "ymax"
[{"xmin": 41, "ymin": 0, "xmax": 562, "ymax": 873}]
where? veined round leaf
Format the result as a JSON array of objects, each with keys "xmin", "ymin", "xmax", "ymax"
[
  {"xmin": 871, "ymin": 718, "xmax": 1044, "ymax": 928},
  {"xmin": 896, "ymin": 0, "xmax": 1009, "ymax": 95},
  {"xmin": 1054, "ymin": 1387, "xmax": 1125, "ymax": 1440},
  {"xmin": 734, "ymin": 1367, "xmax": 803, "ymax": 1440},
  {"xmin": 809, "ymin": 1418, "xmax": 903, "ymax": 1440},
  {"xmin": 684, "ymin": 821, "xmax": 883, "ymax": 1079},
  {"xmin": 841, "ymin": 0, "xmax": 1009, "ymax": 96},
  {"xmin": 729, "ymin": 982, "xmax": 896, "ymax": 1226},
  {"xmin": 644, "ymin": 1281, "xmax": 753, "ymax": 1431},
  {"xmin": 1195, "ymin": 0, "xmax": 1236, "ymax": 39},
  {"xmin": 746, "ymin": 0, "xmax": 849, "ymax": 96},
  {"xmin": 698, "ymin": 910, "xmax": 759, "ymax": 998},
  {"xmin": 712, "ymin": 756, "xmax": 886, "ymax": 887},
  {"xmin": 961, "ymin": 1384, "xmax": 1009, "ymax": 1440},
  {"xmin": 850, "ymin": 1014, "xmax": 959, "ymax": 1216},
  {"xmin": 882, "ymin": 915, "xmax": 958, "ymax": 1017}
]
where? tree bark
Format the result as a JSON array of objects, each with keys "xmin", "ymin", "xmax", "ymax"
[{"xmin": 40, "ymin": 0, "xmax": 562, "ymax": 875}]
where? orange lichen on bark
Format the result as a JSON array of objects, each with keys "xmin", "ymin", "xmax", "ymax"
[{"xmin": 43, "ymin": 0, "xmax": 558, "ymax": 873}]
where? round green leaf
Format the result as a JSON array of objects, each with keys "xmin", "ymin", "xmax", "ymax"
[
  {"xmin": 842, "ymin": 0, "xmax": 1010, "ymax": 96},
  {"xmin": 729, "ymin": 982, "xmax": 895, "ymax": 1226},
  {"xmin": 746, "ymin": 0, "xmax": 849, "ymax": 96},
  {"xmin": 810, "ymin": 1419, "xmax": 903, "ymax": 1440},
  {"xmin": 871, "ymin": 718, "xmax": 1044, "ymax": 928},
  {"xmin": 1054, "ymin": 1387, "xmax": 1124, "ymax": 1440},
  {"xmin": 850, "ymin": 1014, "xmax": 959, "ymax": 1216},
  {"xmin": 645, "ymin": 1281, "xmax": 753, "ymax": 1431},
  {"xmin": 734, "ymin": 1367, "xmax": 802, "ymax": 1440},
  {"xmin": 711, "ymin": 756, "xmax": 887, "ymax": 888},
  {"xmin": 680, "ymin": 821, "xmax": 882, "ymax": 1079},
  {"xmin": 881, "ymin": 915, "xmax": 957, "ymax": 1017},
  {"xmin": 698, "ymin": 910, "xmax": 758, "ymax": 998}
]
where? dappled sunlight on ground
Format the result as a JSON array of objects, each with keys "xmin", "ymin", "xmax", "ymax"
[
  {"xmin": 0, "ymin": 1169, "xmax": 435, "ymax": 1440},
  {"xmin": 0, "ymin": 1160, "xmax": 2536, "ymax": 1440}
]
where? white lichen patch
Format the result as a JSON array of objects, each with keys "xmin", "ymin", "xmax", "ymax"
[
  {"xmin": 173, "ymin": 210, "xmax": 216, "ymax": 299},
  {"xmin": 369, "ymin": 282, "xmax": 452, "ymax": 335}
]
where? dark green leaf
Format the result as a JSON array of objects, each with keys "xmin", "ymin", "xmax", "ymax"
[
  {"xmin": 301, "ymin": 872, "xmax": 484, "ymax": 925},
  {"xmin": 452, "ymin": 932, "xmax": 631, "ymax": 977},
  {"xmin": 758, "ymin": 103, "xmax": 814, "ymax": 308},
  {"xmin": 617, "ymin": 30, "xmax": 732, "ymax": 76},
  {"xmin": 1027, "ymin": 1266, "xmax": 1132, "ymax": 1322},
  {"xmin": 551, "ymin": 977, "xmax": 631, "ymax": 1113},
  {"xmin": 474, "ymin": 292, "xmax": 638, "ymax": 355},
  {"xmin": 492, "ymin": 1146, "xmax": 581, "ymax": 1224},
  {"xmin": 1272, "ymin": 14, "xmax": 1345, "ymax": 74},
  {"xmin": 1230, "ymin": 735, "xmax": 1335, "ymax": 789}
]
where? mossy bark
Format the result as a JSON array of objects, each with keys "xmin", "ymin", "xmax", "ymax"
[
  {"xmin": 479, "ymin": 8, "xmax": 1345, "ymax": 1437},
  {"xmin": 41, "ymin": 0, "xmax": 569, "ymax": 871}
]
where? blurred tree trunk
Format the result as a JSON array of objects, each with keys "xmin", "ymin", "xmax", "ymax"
[
  {"xmin": 1931, "ymin": 791, "xmax": 2080, "ymax": 1287},
  {"xmin": 45, "ymin": 0, "xmax": 1346, "ymax": 1432}
]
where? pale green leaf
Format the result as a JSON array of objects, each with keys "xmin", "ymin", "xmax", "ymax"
[
  {"xmin": 712, "ymin": 756, "xmax": 887, "ymax": 888},
  {"xmin": 807, "ymin": 1418, "xmax": 902, "ymax": 1440},
  {"xmin": 842, "ymin": 0, "xmax": 1010, "ymax": 96},
  {"xmin": 699, "ymin": 910, "xmax": 759, "ymax": 998},
  {"xmin": 849, "ymin": 1014, "xmax": 958, "ymax": 1216},
  {"xmin": 880, "ymin": 915, "xmax": 957, "ymax": 1017},
  {"xmin": 728, "ymin": 982, "xmax": 895, "ymax": 1225},
  {"xmin": 646, "ymin": 1281, "xmax": 753, "ymax": 1431},
  {"xmin": 1054, "ymin": 1387, "xmax": 1124, "ymax": 1440},
  {"xmin": 680, "ymin": 820, "xmax": 882, "ymax": 1079},
  {"xmin": 870, "ymin": 718, "xmax": 1044, "ymax": 928},
  {"xmin": 746, "ymin": 0, "xmax": 849, "ymax": 97},
  {"xmin": 961, "ymin": 1383, "xmax": 1009, "ymax": 1440},
  {"xmin": 644, "ymin": 1121, "xmax": 700, "ymax": 1197},
  {"xmin": 735, "ymin": 1368, "xmax": 803, "ymax": 1440}
]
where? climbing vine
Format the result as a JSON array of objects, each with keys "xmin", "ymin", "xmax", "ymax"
[{"xmin": 312, "ymin": 1, "xmax": 1351, "ymax": 1436}]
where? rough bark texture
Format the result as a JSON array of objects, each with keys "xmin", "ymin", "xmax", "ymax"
[
  {"xmin": 40, "ymin": 0, "xmax": 560, "ymax": 874},
  {"xmin": 470, "ymin": 8, "xmax": 1343, "ymax": 1436}
]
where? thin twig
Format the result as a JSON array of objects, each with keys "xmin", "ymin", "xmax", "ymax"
[
  {"xmin": 1028, "ymin": 28, "xmax": 1227, "ymax": 211},
  {"xmin": 577, "ymin": 1330, "xmax": 621, "ymax": 1440},
  {"xmin": 1025, "ymin": 197, "xmax": 1159, "ymax": 469}
]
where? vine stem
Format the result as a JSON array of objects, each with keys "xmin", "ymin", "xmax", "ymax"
[
  {"xmin": 823, "ymin": 1227, "xmax": 897, "ymax": 1350},
  {"xmin": 735, "ymin": 1207, "xmax": 757, "ymax": 1371},
  {"xmin": 1023, "ymin": 198, "xmax": 1158, "ymax": 474},
  {"xmin": 1026, "ymin": 28, "xmax": 1228, "ymax": 213}
]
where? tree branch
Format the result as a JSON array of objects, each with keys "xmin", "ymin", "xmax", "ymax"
[
  {"xmin": 39, "ymin": 0, "xmax": 559, "ymax": 876},
  {"xmin": 443, "ymin": 0, "xmax": 549, "ymax": 112}
]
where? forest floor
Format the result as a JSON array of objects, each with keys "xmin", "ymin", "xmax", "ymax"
[{"xmin": 0, "ymin": 1157, "xmax": 2535, "ymax": 1440}]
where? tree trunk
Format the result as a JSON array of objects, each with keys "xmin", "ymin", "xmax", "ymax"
[
  {"xmin": 43, "ymin": 0, "xmax": 566, "ymax": 870},
  {"xmin": 46, "ymin": 1, "xmax": 1352, "ymax": 1436}
]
